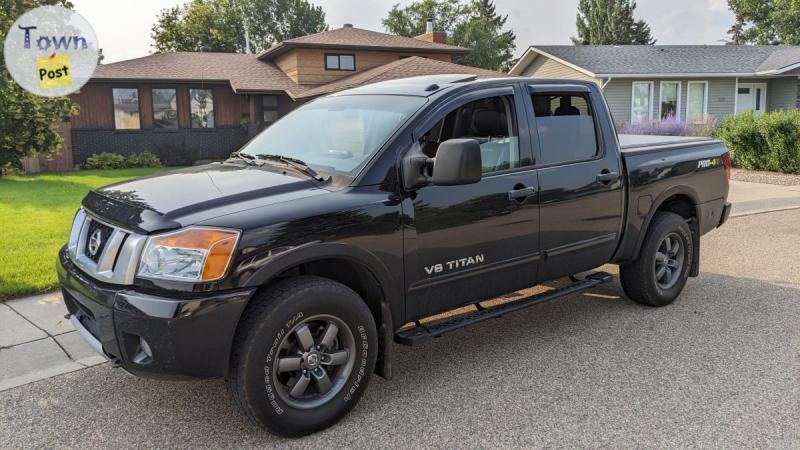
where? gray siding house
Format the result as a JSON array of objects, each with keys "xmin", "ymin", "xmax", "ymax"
[{"xmin": 509, "ymin": 45, "xmax": 800, "ymax": 125}]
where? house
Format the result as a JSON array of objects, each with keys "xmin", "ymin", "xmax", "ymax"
[
  {"xmin": 65, "ymin": 24, "xmax": 503, "ymax": 166},
  {"xmin": 509, "ymin": 45, "xmax": 800, "ymax": 126}
]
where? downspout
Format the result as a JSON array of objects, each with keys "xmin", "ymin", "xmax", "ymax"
[
  {"xmin": 734, "ymin": 77, "xmax": 739, "ymax": 114},
  {"xmin": 602, "ymin": 77, "xmax": 613, "ymax": 90}
]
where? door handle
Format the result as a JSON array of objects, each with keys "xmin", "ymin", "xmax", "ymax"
[
  {"xmin": 596, "ymin": 171, "xmax": 620, "ymax": 184},
  {"xmin": 508, "ymin": 186, "xmax": 536, "ymax": 201}
]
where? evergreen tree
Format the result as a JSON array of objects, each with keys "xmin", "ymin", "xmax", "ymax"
[{"xmin": 572, "ymin": 0, "xmax": 655, "ymax": 45}]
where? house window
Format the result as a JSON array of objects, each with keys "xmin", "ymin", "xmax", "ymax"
[
  {"xmin": 190, "ymin": 88, "xmax": 214, "ymax": 129},
  {"xmin": 660, "ymin": 81, "xmax": 681, "ymax": 120},
  {"xmin": 631, "ymin": 82, "xmax": 653, "ymax": 124},
  {"xmin": 263, "ymin": 95, "xmax": 279, "ymax": 124},
  {"xmin": 325, "ymin": 54, "xmax": 355, "ymax": 71},
  {"xmin": 152, "ymin": 88, "xmax": 178, "ymax": 129},
  {"xmin": 532, "ymin": 93, "xmax": 598, "ymax": 166},
  {"xmin": 687, "ymin": 81, "xmax": 708, "ymax": 123},
  {"xmin": 112, "ymin": 88, "xmax": 140, "ymax": 130}
]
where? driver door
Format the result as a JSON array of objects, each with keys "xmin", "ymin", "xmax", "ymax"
[{"xmin": 402, "ymin": 85, "xmax": 541, "ymax": 320}]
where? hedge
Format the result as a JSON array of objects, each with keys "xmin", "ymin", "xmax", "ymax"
[
  {"xmin": 84, "ymin": 151, "xmax": 163, "ymax": 170},
  {"xmin": 715, "ymin": 110, "xmax": 800, "ymax": 174}
]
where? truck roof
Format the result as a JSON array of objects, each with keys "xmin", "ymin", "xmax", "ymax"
[{"xmin": 330, "ymin": 74, "xmax": 515, "ymax": 98}]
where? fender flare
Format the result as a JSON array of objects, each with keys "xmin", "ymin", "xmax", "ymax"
[
  {"xmin": 620, "ymin": 184, "xmax": 702, "ymax": 264},
  {"xmin": 241, "ymin": 242, "xmax": 400, "ymax": 379}
]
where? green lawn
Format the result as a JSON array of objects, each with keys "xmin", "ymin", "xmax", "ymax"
[{"xmin": 0, "ymin": 168, "xmax": 170, "ymax": 299}]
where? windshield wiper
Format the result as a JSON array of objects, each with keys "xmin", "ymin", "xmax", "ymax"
[
  {"xmin": 256, "ymin": 154, "xmax": 328, "ymax": 182},
  {"xmin": 226, "ymin": 152, "xmax": 260, "ymax": 166}
]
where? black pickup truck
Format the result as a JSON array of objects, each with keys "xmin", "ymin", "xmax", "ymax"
[{"xmin": 58, "ymin": 75, "xmax": 731, "ymax": 436}]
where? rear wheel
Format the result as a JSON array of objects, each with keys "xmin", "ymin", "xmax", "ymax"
[
  {"xmin": 620, "ymin": 212, "xmax": 693, "ymax": 307},
  {"xmin": 226, "ymin": 276, "xmax": 377, "ymax": 437}
]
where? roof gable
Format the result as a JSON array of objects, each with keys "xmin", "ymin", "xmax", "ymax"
[{"xmin": 511, "ymin": 45, "xmax": 800, "ymax": 77}]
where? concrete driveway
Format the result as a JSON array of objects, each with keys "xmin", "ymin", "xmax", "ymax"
[{"xmin": 1, "ymin": 184, "xmax": 799, "ymax": 448}]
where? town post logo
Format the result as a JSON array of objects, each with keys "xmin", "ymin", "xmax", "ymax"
[{"xmin": 3, "ymin": 6, "xmax": 99, "ymax": 97}]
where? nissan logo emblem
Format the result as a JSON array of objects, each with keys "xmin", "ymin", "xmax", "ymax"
[{"xmin": 87, "ymin": 229, "xmax": 103, "ymax": 256}]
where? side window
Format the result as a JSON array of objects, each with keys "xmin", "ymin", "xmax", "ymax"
[
  {"xmin": 419, "ymin": 95, "xmax": 521, "ymax": 174},
  {"xmin": 531, "ymin": 93, "xmax": 598, "ymax": 165}
]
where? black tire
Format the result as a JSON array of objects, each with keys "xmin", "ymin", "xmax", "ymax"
[
  {"xmin": 620, "ymin": 212, "xmax": 694, "ymax": 307},
  {"xmin": 226, "ymin": 276, "xmax": 377, "ymax": 437}
]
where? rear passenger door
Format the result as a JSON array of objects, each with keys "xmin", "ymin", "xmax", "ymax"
[{"xmin": 526, "ymin": 84, "xmax": 624, "ymax": 281}]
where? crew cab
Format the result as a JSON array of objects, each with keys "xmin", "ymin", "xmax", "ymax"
[{"xmin": 57, "ymin": 75, "xmax": 732, "ymax": 436}]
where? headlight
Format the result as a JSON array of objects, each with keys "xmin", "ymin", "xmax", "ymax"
[{"xmin": 137, "ymin": 227, "xmax": 240, "ymax": 282}]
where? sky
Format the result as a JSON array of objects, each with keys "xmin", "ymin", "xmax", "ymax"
[{"xmin": 71, "ymin": 0, "xmax": 737, "ymax": 64}]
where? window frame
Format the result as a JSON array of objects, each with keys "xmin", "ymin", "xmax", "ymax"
[
  {"xmin": 410, "ymin": 85, "xmax": 534, "ymax": 177},
  {"xmin": 111, "ymin": 87, "xmax": 142, "ymax": 131},
  {"xmin": 686, "ymin": 81, "xmax": 709, "ymax": 124},
  {"xmin": 630, "ymin": 81, "xmax": 654, "ymax": 124},
  {"xmin": 324, "ymin": 53, "xmax": 356, "ymax": 71},
  {"xmin": 529, "ymin": 91, "xmax": 602, "ymax": 168},
  {"xmin": 188, "ymin": 87, "xmax": 216, "ymax": 130},
  {"xmin": 658, "ymin": 81, "xmax": 682, "ymax": 121},
  {"xmin": 150, "ymin": 87, "xmax": 179, "ymax": 130}
]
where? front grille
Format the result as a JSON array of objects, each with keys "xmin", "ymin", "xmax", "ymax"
[
  {"xmin": 84, "ymin": 220, "xmax": 114, "ymax": 263},
  {"xmin": 68, "ymin": 209, "xmax": 147, "ymax": 285}
]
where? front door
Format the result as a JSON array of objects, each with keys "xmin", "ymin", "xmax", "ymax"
[
  {"xmin": 736, "ymin": 83, "xmax": 767, "ymax": 115},
  {"xmin": 526, "ymin": 84, "xmax": 624, "ymax": 281},
  {"xmin": 403, "ymin": 86, "xmax": 541, "ymax": 320}
]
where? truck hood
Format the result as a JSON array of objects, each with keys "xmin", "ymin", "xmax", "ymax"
[{"xmin": 83, "ymin": 164, "xmax": 325, "ymax": 233}]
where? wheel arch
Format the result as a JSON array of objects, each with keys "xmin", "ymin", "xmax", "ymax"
[
  {"xmin": 239, "ymin": 243, "xmax": 400, "ymax": 379},
  {"xmin": 629, "ymin": 185, "xmax": 701, "ymax": 276}
]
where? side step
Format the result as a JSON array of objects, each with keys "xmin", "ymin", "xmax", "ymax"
[{"xmin": 395, "ymin": 272, "xmax": 612, "ymax": 346}]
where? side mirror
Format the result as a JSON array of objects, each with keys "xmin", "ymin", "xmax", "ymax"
[{"xmin": 431, "ymin": 139, "xmax": 482, "ymax": 186}]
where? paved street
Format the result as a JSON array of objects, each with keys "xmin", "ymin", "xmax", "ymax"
[{"xmin": 1, "ymin": 184, "xmax": 799, "ymax": 447}]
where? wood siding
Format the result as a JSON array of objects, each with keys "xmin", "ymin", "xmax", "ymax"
[
  {"xmin": 289, "ymin": 48, "xmax": 452, "ymax": 85},
  {"xmin": 520, "ymin": 56, "xmax": 599, "ymax": 84},
  {"xmin": 70, "ymin": 82, "xmax": 251, "ymax": 130},
  {"xmin": 766, "ymin": 77, "xmax": 798, "ymax": 111}
]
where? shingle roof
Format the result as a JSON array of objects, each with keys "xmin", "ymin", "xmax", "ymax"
[
  {"xmin": 258, "ymin": 26, "xmax": 468, "ymax": 60},
  {"xmin": 92, "ymin": 52, "xmax": 306, "ymax": 96},
  {"xmin": 296, "ymin": 56, "xmax": 507, "ymax": 98},
  {"xmin": 521, "ymin": 45, "xmax": 800, "ymax": 76}
]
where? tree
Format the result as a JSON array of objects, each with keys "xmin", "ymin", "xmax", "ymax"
[
  {"xmin": 572, "ymin": 0, "xmax": 656, "ymax": 45},
  {"xmin": 727, "ymin": 0, "xmax": 800, "ymax": 45},
  {"xmin": 151, "ymin": 0, "xmax": 327, "ymax": 53},
  {"xmin": 0, "ymin": 0, "xmax": 77, "ymax": 174},
  {"xmin": 382, "ymin": 0, "xmax": 516, "ymax": 71}
]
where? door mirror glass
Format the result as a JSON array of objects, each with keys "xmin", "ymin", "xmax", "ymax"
[{"xmin": 432, "ymin": 139, "xmax": 482, "ymax": 186}]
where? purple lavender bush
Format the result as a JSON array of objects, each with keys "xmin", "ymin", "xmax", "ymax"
[{"xmin": 619, "ymin": 115, "xmax": 716, "ymax": 137}]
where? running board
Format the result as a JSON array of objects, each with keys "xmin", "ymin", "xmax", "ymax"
[{"xmin": 395, "ymin": 272, "xmax": 612, "ymax": 346}]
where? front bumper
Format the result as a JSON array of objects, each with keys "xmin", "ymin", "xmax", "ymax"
[{"xmin": 57, "ymin": 246, "xmax": 255, "ymax": 379}]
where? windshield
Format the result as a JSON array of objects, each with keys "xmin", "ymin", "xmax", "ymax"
[{"xmin": 239, "ymin": 95, "xmax": 426, "ymax": 175}]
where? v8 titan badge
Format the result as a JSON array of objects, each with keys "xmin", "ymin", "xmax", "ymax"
[{"xmin": 3, "ymin": 5, "xmax": 98, "ymax": 97}]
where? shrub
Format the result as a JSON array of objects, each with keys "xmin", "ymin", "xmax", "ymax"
[
  {"xmin": 619, "ymin": 115, "xmax": 717, "ymax": 137},
  {"xmin": 83, "ymin": 151, "xmax": 163, "ymax": 170},
  {"xmin": 84, "ymin": 152, "xmax": 127, "ymax": 170},
  {"xmin": 715, "ymin": 110, "xmax": 800, "ymax": 173},
  {"xmin": 126, "ymin": 151, "xmax": 163, "ymax": 168}
]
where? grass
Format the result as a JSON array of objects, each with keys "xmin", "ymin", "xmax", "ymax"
[{"xmin": 0, "ymin": 168, "xmax": 170, "ymax": 300}]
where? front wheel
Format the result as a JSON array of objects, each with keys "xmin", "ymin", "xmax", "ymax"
[
  {"xmin": 620, "ymin": 212, "xmax": 694, "ymax": 307},
  {"xmin": 226, "ymin": 276, "xmax": 377, "ymax": 437}
]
